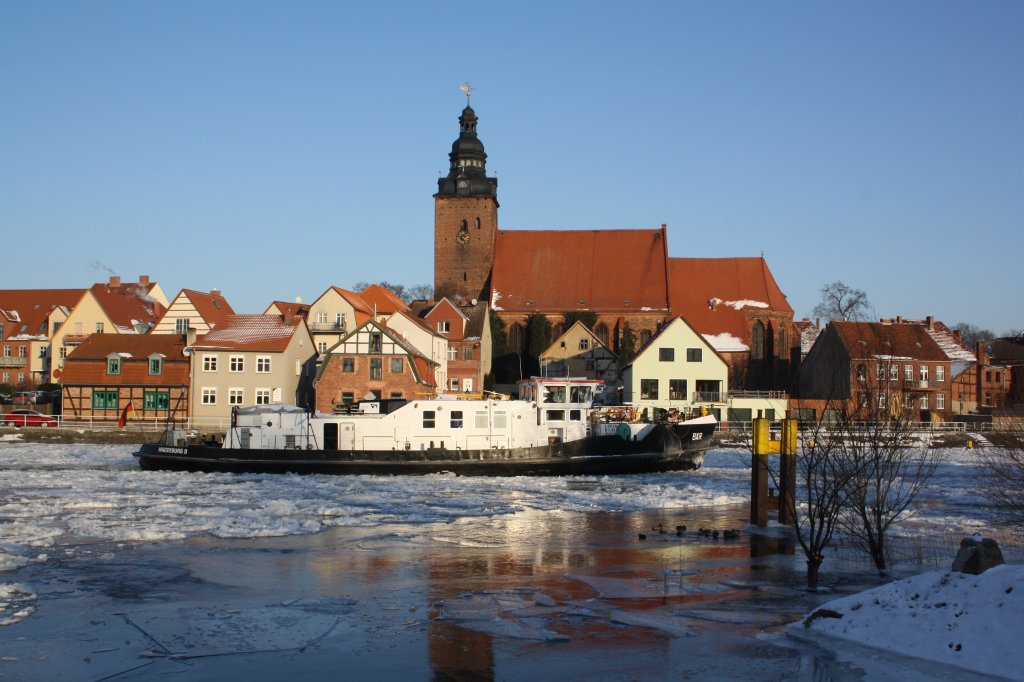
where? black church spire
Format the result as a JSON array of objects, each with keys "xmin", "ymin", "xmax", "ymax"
[{"xmin": 436, "ymin": 103, "xmax": 497, "ymax": 198}]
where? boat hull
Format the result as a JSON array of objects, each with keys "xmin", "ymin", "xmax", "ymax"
[{"xmin": 133, "ymin": 421, "xmax": 715, "ymax": 476}]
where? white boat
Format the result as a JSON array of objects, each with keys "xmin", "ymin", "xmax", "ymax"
[{"xmin": 134, "ymin": 377, "xmax": 716, "ymax": 476}]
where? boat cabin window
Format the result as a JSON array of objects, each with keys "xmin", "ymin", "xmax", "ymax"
[
  {"xmin": 569, "ymin": 386, "xmax": 593, "ymax": 403},
  {"xmin": 450, "ymin": 410, "xmax": 463, "ymax": 428},
  {"xmin": 570, "ymin": 409, "xmax": 582, "ymax": 421},
  {"xmin": 423, "ymin": 411, "xmax": 436, "ymax": 428},
  {"xmin": 474, "ymin": 411, "xmax": 488, "ymax": 428},
  {"xmin": 493, "ymin": 411, "xmax": 508, "ymax": 429},
  {"xmin": 545, "ymin": 409, "xmax": 565, "ymax": 421},
  {"xmin": 543, "ymin": 386, "xmax": 567, "ymax": 403}
]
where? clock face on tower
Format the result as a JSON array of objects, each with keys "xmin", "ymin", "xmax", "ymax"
[{"xmin": 456, "ymin": 229, "xmax": 470, "ymax": 245}]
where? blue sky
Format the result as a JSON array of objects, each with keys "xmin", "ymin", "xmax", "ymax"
[{"xmin": 2, "ymin": 1, "xmax": 1021, "ymax": 333}]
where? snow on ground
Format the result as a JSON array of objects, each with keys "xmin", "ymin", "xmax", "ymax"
[{"xmin": 796, "ymin": 564, "xmax": 1024, "ymax": 680}]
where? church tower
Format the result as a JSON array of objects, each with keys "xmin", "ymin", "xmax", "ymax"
[{"xmin": 434, "ymin": 98, "xmax": 499, "ymax": 303}]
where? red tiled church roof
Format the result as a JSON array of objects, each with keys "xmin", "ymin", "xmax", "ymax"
[
  {"xmin": 491, "ymin": 227, "xmax": 670, "ymax": 313},
  {"xmin": 668, "ymin": 257, "xmax": 792, "ymax": 346}
]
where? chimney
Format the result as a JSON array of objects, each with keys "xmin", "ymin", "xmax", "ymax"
[
  {"xmin": 211, "ymin": 288, "xmax": 221, "ymax": 298},
  {"xmin": 139, "ymin": 275, "xmax": 150, "ymax": 287},
  {"xmin": 896, "ymin": 315, "xmax": 902, "ymax": 323},
  {"xmin": 926, "ymin": 315, "xmax": 934, "ymax": 330},
  {"xmin": 109, "ymin": 276, "xmax": 121, "ymax": 287},
  {"xmin": 186, "ymin": 327, "xmax": 197, "ymax": 346},
  {"xmin": 977, "ymin": 341, "xmax": 987, "ymax": 365}
]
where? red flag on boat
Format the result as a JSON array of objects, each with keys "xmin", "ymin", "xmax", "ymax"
[{"xmin": 118, "ymin": 402, "xmax": 136, "ymax": 429}]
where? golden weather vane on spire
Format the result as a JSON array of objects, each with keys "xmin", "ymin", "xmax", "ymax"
[{"xmin": 459, "ymin": 81, "xmax": 474, "ymax": 103}]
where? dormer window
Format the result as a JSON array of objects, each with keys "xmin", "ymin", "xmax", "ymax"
[
  {"xmin": 149, "ymin": 354, "xmax": 164, "ymax": 376},
  {"xmin": 107, "ymin": 355, "xmax": 121, "ymax": 375}
]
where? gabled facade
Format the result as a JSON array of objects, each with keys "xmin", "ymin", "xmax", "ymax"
[
  {"xmin": 384, "ymin": 310, "xmax": 448, "ymax": 391},
  {"xmin": 60, "ymin": 334, "xmax": 189, "ymax": 423},
  {"xmin": 796, "ymin": 318, "xmax": 972, "ymax": 423},
  {"xmin": 621, "ymin": 317, "xmax": 729, "ymax": 415},
  {"xmin": 540, "ymin": 321, "xmax": 618, "ymax": 383},
  {"xmin": 421, "ymin": 298, "xmax": 491, "ymax": 393},
  {"xmin": 0, "ymin": 288, "xmax": 84, "ymax": 386},
  {"xmin": 50, "ymin": 276, "xmax": 168, "ymax": 382},
  {"xmin": 263, "ymin": 300, "xmax": 311, "ymax": 320},
  {"xmin": 314, "ymin": 320, "xmax": 437, "ymax": 411},
  {"xmin": 307, "ymin": 287, "xmax": 373, "ymax": 357},
  {"xmin": 152, "ymin": 289, "xmax": 234, "ymax": 336},
  {"xmin": 668, "ymin": 257, "xmax": 798, "ymax": 391},
  {"xmin": 187, "ymin": 314, "xmax": 316, "ymax": 423}
]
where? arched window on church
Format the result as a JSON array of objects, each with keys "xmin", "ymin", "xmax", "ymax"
[
  {"xmin": 640, "ymin": 329, "xmax": 653, "ymax": 346},
  {"xmin": 779, "ymin": 326, "xmax": 787, "ymax": 359},
  {"xmin": 508, "ymin": 323, "xmax": 525, "ymax": 355},
  {"xmin": 475, "ymin": 217, "xmax": 481, "ymax": 230},
  {"xmin": 766, "ymin": 321, "xmax": 776, "ymax": 360},
  {"xmin": 595, "ymin": 323, "xmax": 609, "ymax": 347},
  {"xmin": 751, "ymin": 321, "xmax": 765, "ymax": 361},
  {"xmin": 460, "ymin": 219, "xmax": 468, "ymax": 231}
]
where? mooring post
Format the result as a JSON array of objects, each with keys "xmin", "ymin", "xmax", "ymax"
[
  {"xmin": 750, "ymin": 415, "xmax": 772, "ymax": 527},
  {"xmin": 777, "ymin": 418, "xmax": 798, "ymax": 525}
]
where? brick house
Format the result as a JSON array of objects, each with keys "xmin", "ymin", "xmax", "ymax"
[
  {"xmin": 314, "ymin": 320, "xmax": 437, "ymax": 411},
  {"xmin": 420, "ymin": 298, "xmax": 490, "ymax": 394},
  {"xmin": 795, "ymin": 318, "xmax": 975, "ymax": 423},
  {"xmin": 152, "ymin": 289, "xmax": 234, "ymax": 336},
  {"xmin": 988, "ymin": 334, "xmax": 1024, "ymax": 407},
  {"xmin": 187, "ymin": 314, "xmax": 317, "ymax": 423},
  {"xmin": 0, "ymin": 288, "xmax": 84, "ymax": 387},
  {"xmin": 60, "ymin": 334, "xmax": 189, "ymax": 424}
]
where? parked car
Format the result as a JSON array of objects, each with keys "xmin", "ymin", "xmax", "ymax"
[
  {"xmin": 1, "ymin": 410, "xmax": 58, "ymax": 427},
  {"xmin": 0, "ymin": 394, "xmax": 11, "ymax": 404},
  {"xmin": 11, "ymin": 392, "xmax": 35, "ymax": 405}
]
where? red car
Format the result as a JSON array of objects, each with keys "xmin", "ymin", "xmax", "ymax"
[{"xmin": 1, "ymin": 410, "xmax": 58, "ymax": 427}]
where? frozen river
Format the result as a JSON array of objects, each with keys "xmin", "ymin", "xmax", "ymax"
[{"xmin": 0, "ymin": 440, "xmax": 1019, "ymax": 680}]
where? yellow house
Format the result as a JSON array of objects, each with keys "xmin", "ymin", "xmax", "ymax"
[
  {"xmin": 50, "ymin": 276, "xmax": 169, "ymax": 382},
  {"xmin": 622, "ymin": 317, "xmax": 729, "ymax": 414},
  {"xmin": 540, "ymin": 321, "xmax": 618, "ymax": 382},
  {"xmin": 306, "ymin": 287, "xmax": 374, "ymax": 357}
]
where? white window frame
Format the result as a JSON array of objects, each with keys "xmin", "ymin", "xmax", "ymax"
[
  {"xmin": 936, "ymin": 366, "xmax": 945, "ymax": 383},
  {"xmin": 905, "ymin": 365, "xmax": 913, "ymax": 381},
  {"xmin": 447, "ymin": 348, "xmax": 458, "ymax": 361},
  {"xmin": 936, "ymin": 392, "xmax": 945, "ymax": 410},
  {"xmin": 229, "ymin": 355, "xmax": 244, "ymax": 373},
  {"xmin": 919, "ymin": 366, "xmax": 929, "ymax": 383},
  {"xmin": 256, "ymin": 356, "xmax": 271, "ymax": 373},
  {"xmin": 438, "ymin": 321, "xmax": 450, "ymax": 334},
  {"xmin": 920, "ymin": 394, "xmax": 928, "ymax": 410},
  {"xmin": 175, "ymin": 318, "xmax": 190, "ymax": 334},
  {"xmin": 255, "ymin": 388, "xmax": 272, "ymax": 405},
  {"xmin": 228, "ymin": 388, "xmax": 244, "ymax": 405},
  {"xmin": 201, "ymin": 387, "xmax": 217, "ymax": 405},
  {"xmin": 202, "ymin": 354, "xmax": 218, "ymax": 372}
]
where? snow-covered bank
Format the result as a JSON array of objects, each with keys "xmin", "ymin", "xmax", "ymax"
[{"xmin": 796, "ymin": 564, "xmax": 1024, "ymax": 680}]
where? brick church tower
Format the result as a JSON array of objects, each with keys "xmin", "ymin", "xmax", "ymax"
[{"xmin": 434, "ymin": 101, "xmax": 499, "ymax": 303}]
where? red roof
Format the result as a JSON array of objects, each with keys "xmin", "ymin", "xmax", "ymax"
[
  {"xmin": 61, "ymin": 334, "xmax": 189, "ymax": 385},
  {"xmin": 829, "ymin": 321, "xmax": 952, "ymax": 362},
  {"xmin": 491, "ymin": 228, "xmax": 670, "ymax": 313},
  {"xmin": 192, "ymin": 314, "xmax": 305, "ymax": 352},
  {"xmin": 265, "ymin": 301, "xmax": 310, "ymax": 320},
  {"xmin": 183, "ymin": 289, "xmax": 234, "ymax": 328},
  {"xmin": 0, "ymin": 289, "xmax": 86, "ymax": 340},
  {"xmin": 668, "ymin": 257, "xmax": 792, "ymax": 345},
  {"xmin": 359, "ymin": 284, "xmax": 410, "ymax": 315},
  {"xmin": 90, "ymin": 281, "xmax": 165, "ymax": 332}
]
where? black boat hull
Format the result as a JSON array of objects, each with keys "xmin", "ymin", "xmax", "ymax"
[{"xmin": 133, "ymin": 421, "xmax": 715, "ymax": 476}]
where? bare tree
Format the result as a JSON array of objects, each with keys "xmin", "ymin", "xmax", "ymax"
[
  {"xmin": 978, "ymin": 426, "xmax": 1024, "ymax": 522},
  {"xmin": 952, "ymin": 322, "xmax": 995, "ymax": 349},
  {"xmin": 352, "ymin": 281, "xmax": 434, "ymax": 304},
  {"xmin": 812, "ymin": 281, "xmax": 871, "ymax": 322},
  {"xmin": 782, "ymin": 414, "xmax": 863, "ymax": 592},
  {"xmin": 836, "ymin": 360, "xmax": 943, "ymax": 575}
]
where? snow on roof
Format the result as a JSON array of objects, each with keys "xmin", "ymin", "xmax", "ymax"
[
  {"xmin": 709, "ymin": 297, "xmax": 769, "ymax": 310},
  {"xmin": 926, "ymin": 327, "xmax": 976, "ymax": 362},
  {"xmin": 490, "ymin": 289, "xmax": 503, "ymax": 311},
  {"xmin": 702, "ymin": 332, "xmax": 749, "ymax": 352}
]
